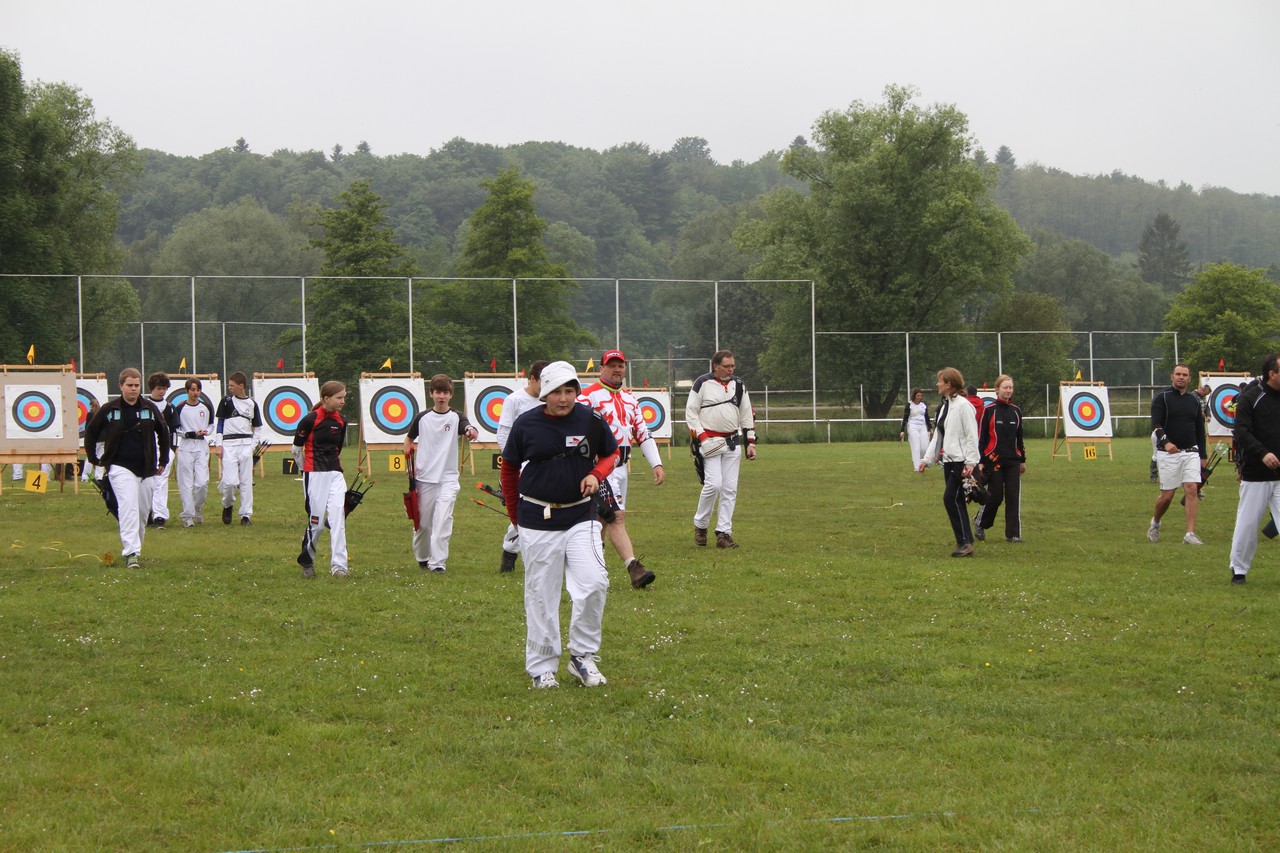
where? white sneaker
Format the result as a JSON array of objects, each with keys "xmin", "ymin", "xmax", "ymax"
[
  {"xmin": 332, "ymin": 568, "xmax": 350, "ymax": 578},
  {"xmin": 569, "ymin": 654, "xmax": 607, "ymax": 687},
  {"xmin": 1147, "ymin": 521, "xmax": 1160, "ymax": 543},
  {"xmin": 531, "ymin": 672, "xmax": 559, "ymax": 689},
  {"xmin": 1183, "ymin": 532, "xmax": 1204, "ymax": 545}
]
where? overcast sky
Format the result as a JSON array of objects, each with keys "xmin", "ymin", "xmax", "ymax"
[{"xmin": 7, "ymin": 0, "xmax": 1279, "ymax": 196}]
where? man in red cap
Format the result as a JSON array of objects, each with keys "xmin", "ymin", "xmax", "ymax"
[{"xmin": 578, "ymin": 349, "xmax": 664, "ymax": 588}]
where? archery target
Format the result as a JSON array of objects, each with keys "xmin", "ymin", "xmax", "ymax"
[
  {"xmin": 464, "ymin": 377, "xmax": 524, "ymax": 443},
  {"xmin": 254, "ymin": 377, "xmax": 320, "ymax": 445},
  {"xmin": 1203, "ymin": 375, "xmax": 1251, "ymax": 437},
  {"xmin": 8, "ymin": 387, "xmax": 61, "ymax": 439},
  {"xmin": 360, "ymin": 377, "xmax": 426, "ymax": 445},
  {"xmin": 76, "ymin": 379, "xmax": 109, "ymax": 442},
  {"xmin": 1060, "ymin": 385, "xmax": 1112, "ymax": 438},
  {"xmin": 165, "ymin": 378, "xmax": 222, "ymax": 417},
  {"xmin": 634, "ymin": 391, "xmax": 672, "ymax": 439}
]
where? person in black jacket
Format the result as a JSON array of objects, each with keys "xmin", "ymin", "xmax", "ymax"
[
  {"xmin": 1148, "ymin": 364, "xmax": 1208, "ymax": 545},
  {"xmin": 974, "ymin": 374, "xmax": 1026, "ymax": 543},
  {"xmin": 293, "ymin": 381, "xmax": 349, "ymax": 579},
  {"xmin": 1227, "ymin": 354, "xmax": 1280, "ymax": 584},
  {"xmin": 83, "ymin": 367, "xmax": 172, "ymax": 569}
]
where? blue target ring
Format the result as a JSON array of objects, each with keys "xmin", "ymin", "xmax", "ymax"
[
  {"xmin": 369, "ymin": 385, "xmax": 419, "ymax": 435},
  {"xmin": 11, "ymin": 390, "xmax": 57, "ymax": 433},
  {"xmin": 635, "ymin": 395, "xmax": 667, "ymax": 433},
  {"xmin": 471, "ymin": 385, "xmax": 510, "ymax": 434},
  {"xmin": 263, "ymin": 385, "xmax": 314, "ymax": 435},
  {"xmin": 1068, "ymin": 391, "xmax": 1105, "ymax": 431},
  {"xmin": 1210, "ymin": 385, "xmax": 1239, "ymax": 429}
]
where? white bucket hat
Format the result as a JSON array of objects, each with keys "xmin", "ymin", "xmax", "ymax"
[{"xmin": 537, "ymin": 360, "xmax": 580, "ymax": 400}]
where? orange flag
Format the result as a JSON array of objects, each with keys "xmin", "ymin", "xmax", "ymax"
[{"xmin": 26, "ymin": 344, "xmax": 35, "ymax": 364}]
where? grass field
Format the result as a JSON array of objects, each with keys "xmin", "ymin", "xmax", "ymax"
[{"xmin": 1, "ymin": 438, "xmax": 1277, "ymax": 851}]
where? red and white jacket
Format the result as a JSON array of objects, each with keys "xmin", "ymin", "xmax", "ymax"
[{"xmin": 578, "ymin": 381, "xmax": 663, "ymax": 470}]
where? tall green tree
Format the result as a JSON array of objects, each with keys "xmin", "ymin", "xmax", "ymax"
[
  {"xmin": 981, "ymin": 291, "xmax": 1075, "ymax": 414},
  {"xmin": 1138, "ymin": 211, "xmax": 1191, "ymax": 291},
  {"xmin": 414, "ymin": 167, "xmax": 592, "ymax": 374},
  {"xmin": 0, "ymin": 49, "xmax": 140, "ymax": 363},
  {"xmin": 1158, "ymin": 262, "xmax": 1280, "ymax": 375},
  {"xmin": 303, "ymin": 179, "xmax": 418, "ymax": 392},
  {"xmin": 737, "ymin": 85, "xmax": 1030, "ymax": 416}
]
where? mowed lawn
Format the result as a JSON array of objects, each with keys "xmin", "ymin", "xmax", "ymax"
[{"xmin": 0, "ymin": 437, "xmax": 1276, "ymax": 852}]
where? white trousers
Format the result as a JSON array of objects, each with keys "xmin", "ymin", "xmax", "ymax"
[
  {"xmin": 502, "ymin": 524, "xmax": 520, "ymax": 555},
  {"xmin": 521, "ymin": 519, "xmax": 609, "ymax": 677},
  {"xmin": 412, "ymin": 479, "xmax": 460, "ymax": 569},
  {"xmin": 1229, "ymin": 480, "xmax": 1280, "ymax": 577},
  {"xmin": 694, "ymin": 446, "xmax": 742, "ymax": 534},
  {"xmin": 176, "ymin": 446, "xmax": 210, "ymax": 522},
  {"xmin": 605, "ymin": 464, "xmax": 631, "ymax": 510},
  {"xmin": 149, "ymin": 460, "xmax": 173, "ymax": 521},
  {"xmin": 907, "ymin": 424, "xmax": 930, "ymax": 470},
  {"xmin": 219, "ymin": 441, "xmax": 254, "ymax": 517},
  {"xmin": 301, "ymin": 471, "xmax": 348, "ymax": 573},
  {"xmin": 107, "ymin": 466, "xmax": 156, "ymax": 557}
]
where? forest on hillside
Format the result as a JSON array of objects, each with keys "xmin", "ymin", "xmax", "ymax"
[{"xmin": 117, "ymin": 136, "xmax": 1280, "ymax": 284}]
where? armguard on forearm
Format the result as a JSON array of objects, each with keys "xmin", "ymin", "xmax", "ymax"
[{"xmin": 742, "ymin": 428, "xmax": 757, "ymax": 445}]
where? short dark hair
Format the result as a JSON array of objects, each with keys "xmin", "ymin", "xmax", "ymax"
[
  {"xmin": 965, "ymin": 384, "xmax": 978, "ymax": 396},
  {"xmin": 185, "ymin": 378, "xmax": 202, "ymax": 392},
  {"xmin": 429, "ymin": 373, "xmax": 453, "ymax": 394},
  {"xmin": 712, "ymin": 350, "xmax": 734, "ymax": 366},
  {"xmin": 1263, "ymin": 353, "xmax": 1280, "ymax": 380},
  {"xmin": 147, "ymin": 372, "xmax": 170, "ymax": 391},
  {"xmin": 229, "ymin": 371, "xmax": 248, "ymax": 387},
  {"xmin": 528, "ymin": 360, "xmax": 550, "ymax": 380}
]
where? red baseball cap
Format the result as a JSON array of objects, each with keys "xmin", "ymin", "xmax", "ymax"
[{"xmin": 602, "ymin": 349, "xmax": 626, "ymax": 364}]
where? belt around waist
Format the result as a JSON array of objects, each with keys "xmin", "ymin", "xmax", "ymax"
[
  {"xmin": 222, "ymin": 434, "xmax": 253, "ymax": 441},
  {"xmin": 522, "ymin": 494, "xmax": 591, "ymax": 520}
]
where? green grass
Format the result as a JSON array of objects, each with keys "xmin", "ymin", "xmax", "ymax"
[{"xmin": 1, "ymin": 439, "xmax": 1277, "ymax": 851}]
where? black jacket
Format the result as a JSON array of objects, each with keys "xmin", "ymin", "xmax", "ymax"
[
  {"xmin": 84, "ymin": 396, "xmax": 171, "ymax": 475},
  {"xmin": 1233, "ymin": 380, "xmax": 1280, "ymax": 481},
  {"xmin": 1151, "ymin": 386, "xmax": 1206, "ymax": 459}
]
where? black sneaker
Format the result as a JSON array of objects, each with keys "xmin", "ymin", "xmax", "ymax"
[
  {"xmin": 240, "ymin": 516, "xmax": 251, "ymax": 526},
  {"xmin": 1232, "ymin": 572, "xmax": 1247, "ymax": 585},
  {"xmin": 974, "ymin": 524, "xmax": 985, "ymax": 542},
  {"xmin": 154, "ymin": 517, "xmax": 166, "ymax": 530},
  {"xmin": 500, "ymin": 549, "xmax": 518, "ymax": 573},
  {"xmin": 297, "ymin": 551, "xmax": 315, "ymax": 578},
  {"xmin": 419, "ymin": 560, "xmax": 431, "ymax": 570},
  {"xmin": 1007, "ymin": 536, "xmax": 1023, "ymax": 543},
  {"xmin": 222, "ymin": 506, "xmax": 233, "ymax": 525}
]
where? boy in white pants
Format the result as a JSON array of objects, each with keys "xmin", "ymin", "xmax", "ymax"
[
  {"xmin": 404, "ymin": 374, "xmax": 478, "ymax": 573},
  {"xmin": 211, "ymin": 371, "xmax": 261, "ymax": 525}
]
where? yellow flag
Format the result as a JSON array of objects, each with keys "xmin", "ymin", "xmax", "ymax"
[
  {"xmin": 380, "ymin": 358, "xmax": 392, "ymax": 370},
  {"xmin": 179, "ymin": 357, "xmax": 187, "ymax": 370},
  {"xmin": 586, "ymin": 358, "xmax": 595, "ymax": 371},
  {"xmin": 1074, "ymin": 369, "xmax": 1082, "ymax": 380},
  {"xmin": 26, "ymin": 344, "xmax": 35, "ymax": 364}
]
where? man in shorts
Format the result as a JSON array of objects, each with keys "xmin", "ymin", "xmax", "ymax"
[{"xmin": 1148, "ymin": 364, "xmax": 1207, "ymax": 544}]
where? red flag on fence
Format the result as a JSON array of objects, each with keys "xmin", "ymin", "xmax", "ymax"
[
  {"xmin": 490, "ymin": 358, "xmax": 497, "ymax": 371},
  {"xmin": 644, "ymin": 378, "xmax": 649, "ymax": 387},
  {"xmin": 277, "ymin": 358, "xmax": 285, "ymax": 369},
  {"xmin": 70, "ymin": 358, "xmax": 77, "ymax": 372},
  {"xmin": 1219, "ymin": 358, "xmax": 1225, "ymax": 370}
]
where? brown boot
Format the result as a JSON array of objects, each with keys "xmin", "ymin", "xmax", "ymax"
[
  {"xmin": 716, "ymin": 531, "xmax": 738, "ymax": 549},
  {"xmin": 694, "ymin": 527, "xmax": 708, "ymax": 547},
  {"xmin": 626, "ymin": 558, "xmax": 655, "ymax": 588}
]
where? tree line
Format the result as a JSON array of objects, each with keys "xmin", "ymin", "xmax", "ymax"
[{"xmin": 5, "ymin": 49, "xmax": 1280, "ymax": 420}]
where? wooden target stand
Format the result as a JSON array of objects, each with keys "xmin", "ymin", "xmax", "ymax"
[
  {"xmin": 0, "ymin": 363, "xmax": 81, "ymax": 494},
  {"xmin": 253, "ymin": 371, "xmax": 315, "ymax": 477},
  {"xmin": 1052, "ymin": 381, "xmax": 1113, "ymax": 461}
]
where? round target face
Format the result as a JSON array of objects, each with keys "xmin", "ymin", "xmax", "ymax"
[
  {"xmin": 11, "ymin": 390, "xmax": 57, "ymax": 434},
  {"xmin": 368, "ymin": 385, "xmax": 419, "ymax": 436},
  {"xmin": 166, "ymin": 387, "xmax": 216, "ymax": 413},
  {"xmin": 1210, "ymin": 385, "xmax": 1239, "ymax": 429},
  {"xmin": 635, "ymin": 395, "xmax": 667, "ymax": 433},
  {"xmin": 1068, "ymin": 391, "xmax": 1106, "ymax": 431},
  {"xmin": 263, "ymin": 385, "xmax": 315, "ymax": 435},
  {"xmin": 471, "ymin": 385, "xmax": 511, "ymax": 434},
  {"xmin": 76, "ymin": 387, "xmax": 100, "ymax": 436}
]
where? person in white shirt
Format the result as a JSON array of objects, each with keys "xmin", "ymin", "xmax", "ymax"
[
  {"xmin": 173, "ymin": 377, "xmax": 214, "ymax": 527},
  {"xmin": 145, "ymin": 372, "xmax": 176, "ymax": 528},
  {"xmin": 685, "ymin": 349, "xmax": 757, "ymax": 549},
  {"xmin": 918, "ymin": 367, "xmax": 981, "ymax": 556},
  {"xmin": 495, "ymin": 360, "xmax": 547, "ymax": 573},
  {"xmin": 403, "ymin": 374, "xmax": 478, "ymax": 573},
  {"xmin": 211, "ymin": 371, "xmax": 262, "ymax": 525}
]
